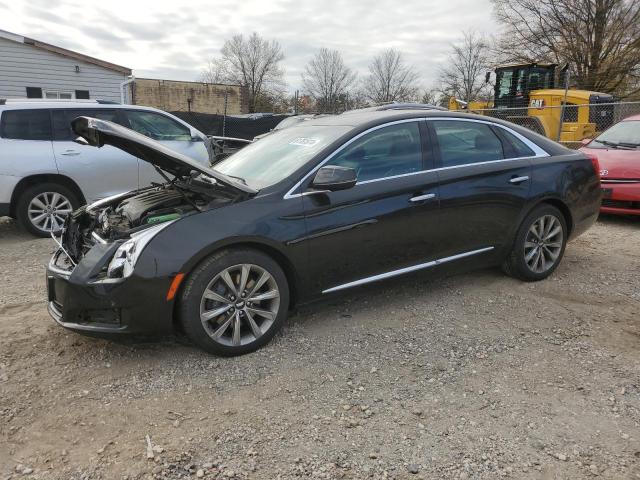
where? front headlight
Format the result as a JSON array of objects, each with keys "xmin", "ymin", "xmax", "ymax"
[{"xmin": 106, "ymin": 220, "xmax": 176, "ymax": 279}]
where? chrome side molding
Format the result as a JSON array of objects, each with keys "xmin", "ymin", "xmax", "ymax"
[
  {"xmin": 509, "ymin": 176, "xmax": 530, "ymax": 183},
  {"xmin": 322, "ymin": 246, "xmax": 494, "ymax": 294},
  {"xmin": 410, "ymin": 193, "xmax": 437, "ymax": 202}
]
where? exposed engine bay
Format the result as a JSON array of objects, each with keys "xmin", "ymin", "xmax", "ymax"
[
  {"xmin": 61, "ymin": 175, "xmax": 241, "ymax": 262},
  {"xmin": 98, "ymin": 188, "xmax": 194, "ymax": 235},
  {"xmin": 56, "ymin": 116, "xmax": 258, "ymax": 265}
]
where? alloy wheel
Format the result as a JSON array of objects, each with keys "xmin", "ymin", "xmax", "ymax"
[
  {"xmin": 28, "ymin": 192, "xmax": 73, "ymax": 234},
  {"xmin": 199, "ymin": 263, "xmax": 281, "ymax": 347},
  {"xmin": 524, "ymin": 214, "xmax": 563, "ymax": 273}
]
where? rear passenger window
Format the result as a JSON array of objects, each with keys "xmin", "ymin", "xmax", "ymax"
[
  {"xmin": 329, "ymin": 122, "xmax": 423, "ymax": 182},
  {"xmin": 495, "ymin": 128, "xmax": 535, "ymax": 158},
  {"xmin": 52, "ymin": 109, "xmax": 119, "ymax": 141},
  {"xmin": 0, "ymin": 109, "xmax": 51, "ymax": 140},
  {"xmin": 432, "ymin": 120, "xmax": 504, "ymax": 167}
]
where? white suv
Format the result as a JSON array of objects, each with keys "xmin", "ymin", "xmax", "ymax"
[{"xmin": 0, "ymin": 100, "xmax": 211, "ymax": 236}]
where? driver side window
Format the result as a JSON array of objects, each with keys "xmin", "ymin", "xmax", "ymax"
[
  {"xmin": 329, "ymin": 122, "xmax": 423, "ymax": 183},
  {"xmin": 124, "ymin": 110, "xmax": 191, "ymax": 141}
]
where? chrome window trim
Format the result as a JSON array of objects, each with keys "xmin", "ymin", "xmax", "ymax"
[
  {"xmin": 283, "ymin": 116, "xmax": 550, "ymax": 199},
  {"xmin": 322, "ymin": 246, "xmax": 495, "ymax": 294},
  {"xmin": 356, "ymin": 168, "xmax": 429, "ymax": 185}
]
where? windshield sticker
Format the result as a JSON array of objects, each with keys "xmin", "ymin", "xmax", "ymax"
[{"xmin": 289, "ymin": 137, "xmax": 319, "ymax": 147}]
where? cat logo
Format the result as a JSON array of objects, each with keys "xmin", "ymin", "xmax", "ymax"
[{"xmin": 530, "ymin": 99, "xmax": 545, "ymax": 109}]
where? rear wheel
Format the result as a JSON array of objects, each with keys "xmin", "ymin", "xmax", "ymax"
[
  {"xmin": 179, "ymin": 248, "xmax": 289, "ymax": 356},
  {"xmin": 16, "ymin": 183, "xmax": 79, "ymax": 237},
  {"xmin": 502, "ymin": 204, "xmax": 567, "ymax": 281}
]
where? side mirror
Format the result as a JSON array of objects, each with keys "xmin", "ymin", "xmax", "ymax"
[
  {"xmin": 311, "ymin": 165, "xmax": 357, "ymax": 191},
  {"xmin": 580, "ymin": 138, "xmax": 592, "ymax": 146}
]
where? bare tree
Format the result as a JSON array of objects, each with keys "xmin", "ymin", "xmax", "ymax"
[
  {"xmin": 492, "ymin": 0, "xmax": 640, "ymax": 97},
  {"xmin": 200, "ymin": 58, "xmax": 228, "ymax": 84},
  {"xmin": 202, "ymin": 32, "xmax": 286, "ymax": 112},
  {"xmin": 421, "ymin": 88, "xmax": 447, "ymax": 106},
  {"xmin": 363, "ymin": 49, "xmax": 420, "ymax": 103},
  {"xmin": 302, "ymin": 48, "xmax": 357, "ymax": 113},
  {"xmin": 438, "ymin": 31, "xmax": 492, "ymax": 104}
]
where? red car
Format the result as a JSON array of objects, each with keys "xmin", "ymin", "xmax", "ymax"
[{"xmin": 580, "ymin": 114, "xmax": 640, "ymax": 216}]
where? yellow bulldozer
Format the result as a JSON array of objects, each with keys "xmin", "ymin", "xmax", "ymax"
[{"xmin": 449, "ymin": 63, "xmax": 615, "ymax": 142}]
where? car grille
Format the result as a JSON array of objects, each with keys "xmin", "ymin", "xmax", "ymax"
[{"xmin": 602, "ymin": 199, "xmax": 639, "ymax": 209}]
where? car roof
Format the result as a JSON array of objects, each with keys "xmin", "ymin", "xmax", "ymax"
[
  {"xmin": 303, "ymin": 109, "xmax": 507, "ymax": 127},
  {"xmin": 0, "ymin": 100, "xmax": 165, "ymax": 113},
  {"xmin": 0, "ymin": 100, "xmax": 204, "ymax": 135}
]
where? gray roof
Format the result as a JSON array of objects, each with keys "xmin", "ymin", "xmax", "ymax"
[{"xmin": 0, "ymin": 28, "xmax": 131, "ymax": 75}]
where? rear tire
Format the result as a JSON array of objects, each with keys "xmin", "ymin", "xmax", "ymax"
[
  {"xmin": 502, "ymin": 204, "xmax": 567, "ymax": 281},
  {"xmin": 179, "ymin": 248, "xmax": 289, "ymax": 356},
  {"xmin": 16, "ymin": 183, "xmax": 80, "ymax": 237}
]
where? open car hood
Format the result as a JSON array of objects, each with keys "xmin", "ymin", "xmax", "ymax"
[{"xmin": 71, "ymin": 116, "xmax": 257, "ymax": 195}]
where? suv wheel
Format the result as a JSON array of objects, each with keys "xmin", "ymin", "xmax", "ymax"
[
  {"xmin": 179, "ymin": 248, "xmax": 289, "ymax": 356},
  {"xmin": 502, "ymin": 204, "xmax": 567, "ymax": 281},
  {"xmin": 16, "ymin": 183, "xmax": 79, "ymax": 237}
]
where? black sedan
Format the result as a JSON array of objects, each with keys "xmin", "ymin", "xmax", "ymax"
[{"xmin": 47, "ymin": 108, "xmax": 601, "ymax": 355}]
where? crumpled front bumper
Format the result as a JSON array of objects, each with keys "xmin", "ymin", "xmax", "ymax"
[{"xmin": 46, "ymin": 247, "xmax": 176, "ymax": 335}]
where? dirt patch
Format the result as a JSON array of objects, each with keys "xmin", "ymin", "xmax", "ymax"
[{"xmin": 1, "ymin": 215, "xmax": 639, "ymax": 479}]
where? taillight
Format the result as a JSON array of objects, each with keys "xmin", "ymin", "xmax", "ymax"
[{"xmin": 585, "ymin": 152, "xmax": 600, "ymax": 177}]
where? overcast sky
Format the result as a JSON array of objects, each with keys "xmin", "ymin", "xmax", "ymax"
[{"xmin": 0, "ymin": 0, "xmax": 498, "ymax": 91}]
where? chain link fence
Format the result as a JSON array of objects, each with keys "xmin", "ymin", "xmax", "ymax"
[
  {"xmin": 169, "ymin": 111, "xmax": 289, "ymax": 163},
  {"xmin": 170, "ymin": 111, "xmax": 287, "ymax": 139}
]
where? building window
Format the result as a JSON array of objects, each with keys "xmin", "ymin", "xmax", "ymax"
[
  {"xmin": 25, "ymin": 87, "xmax": 43, "ymax": 98},
  {"xmin": 45, "ymin": 91, "xmax": 74, "ymax": 100},
  {"xmin": 75, "ymin": 90, "xmax": 90, "ymax": 99}
]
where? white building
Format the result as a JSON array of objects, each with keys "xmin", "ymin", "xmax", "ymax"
[{"xmin": 0, "ymin": 29, "xmax": 131, "ymax": 103}]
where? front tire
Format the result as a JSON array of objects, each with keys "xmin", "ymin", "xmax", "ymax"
[
  {"xmin": 502, "ymin": 204, "xmax": 567, "ymax": 281},
  {"xmin": 179, "ymin": 248, "xmax": 289, "ymax": 356},
  {"xmin": 16, "ymin": 183, "xmax": 80, "ymax": 237}
]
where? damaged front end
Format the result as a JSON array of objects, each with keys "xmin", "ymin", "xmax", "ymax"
[
  {"xmin": 54, "ymin": 175, "xmax": 243, "ymax": 283},
  {"xmin": 46, "ymin": 116, "xmax": 257, "ymax": 333},
  {"xmin": 51, "ymin": 115, "xmax": 256, "ymax": 281}
]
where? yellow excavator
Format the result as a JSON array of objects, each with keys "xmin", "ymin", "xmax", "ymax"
[{"xmin": 449, "ymin": 63, "xmax": 615, "ymax": 142}]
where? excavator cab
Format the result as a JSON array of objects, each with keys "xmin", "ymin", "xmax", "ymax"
[
  {"xmin": 449, "ymin": 62, "xmax": 614, "ymax": 142},
  {"xmin": 493, "ymin": 63, "xmax": 557, "ymax": 110}
]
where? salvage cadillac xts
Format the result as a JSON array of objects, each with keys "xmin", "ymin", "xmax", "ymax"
[{"xmin": 47, "ymin": 108, "xmax": 601, "ymax": 355}]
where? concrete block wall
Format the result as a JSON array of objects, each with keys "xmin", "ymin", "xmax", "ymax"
[{"xmin": 132, "ymin": 78, "xmax": 248, "ymax": 114}]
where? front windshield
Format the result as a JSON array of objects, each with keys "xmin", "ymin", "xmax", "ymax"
[
  {"xmin": 214, "ymin": 124, "xmax": 351, "ymax": 189},
  {"xmin": 591, "ymin": 120, "xmax": 640, "ymax": 148}
]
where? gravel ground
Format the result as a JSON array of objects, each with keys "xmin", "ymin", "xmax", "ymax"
[{"xmin": 1, "ymin": 215, "xmax": 639, "ymax": 480}]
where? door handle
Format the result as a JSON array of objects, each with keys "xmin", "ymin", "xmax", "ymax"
[
  {"xmin": 410, "ymin": 193, "xmax": 436, "ymax": 202},
  {"xmin": 60, "ymin": 150, "xmax": 80, "ymax": 156},
  {"xmin": 509, "ymin": 176, "xmax": 529, "ymax": 184}
]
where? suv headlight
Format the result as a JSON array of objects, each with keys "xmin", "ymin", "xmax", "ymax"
[{"xmin": 106, "ymin": 221, "xmax": 175, "ymax": 279}]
